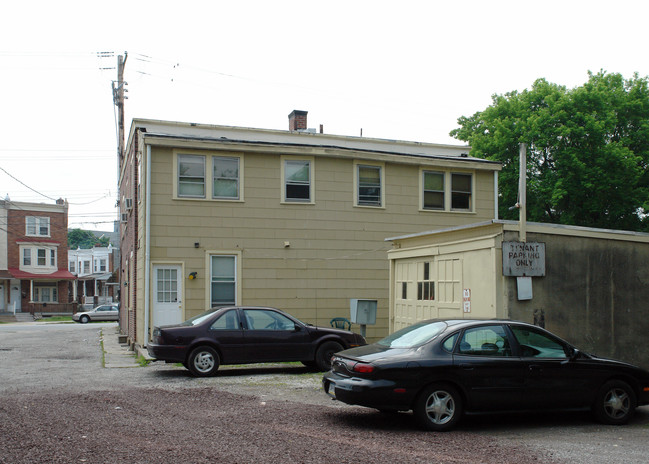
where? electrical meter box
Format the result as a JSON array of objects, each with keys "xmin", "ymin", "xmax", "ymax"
[{"xmin": 350, "ymin": 299, "xmax": 377, "ymax": 325}]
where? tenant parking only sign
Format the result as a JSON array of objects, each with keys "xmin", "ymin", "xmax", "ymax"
[{"xmin": 502, "ymin": 241, "xmax": 546, "ymax": 277}]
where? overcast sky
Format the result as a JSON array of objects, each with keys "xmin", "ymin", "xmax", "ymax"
[{"xmin": 2, "ymin": 0, "xmax": 648, "ymax": 231}]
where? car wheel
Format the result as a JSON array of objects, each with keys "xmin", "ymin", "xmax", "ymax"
[
  {"xmin": 80, "ymin": 315, "xmax": 90, "ymax": 324},
  {"xmin": 592, "ymin": 380, "xmax": 636, "ymax": 425},
  {"xmin": 414, "ymin": 383, "xmax": 463, "ymax": 432},
  {"xmin": 187, "ymin": 346, "xmax": 220, "ymax": 377},
  {"xmin": 315, "ymin": 341, "xmax": 343, "ymax": 371}
]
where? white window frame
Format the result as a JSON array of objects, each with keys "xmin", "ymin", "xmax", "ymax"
[
  {"xmin": 177, "ymin": 153, "xmax": 206, "ymax": 198},
  {"xmin": 205, "ymin": 251, "xmax": 242, "ymax": 309},
  {"xmin": 33, "ymin": 283, "xmax": 58, "ymax": 303},
  {"xmin": 212, "ymin": 155, "xmax": 241, "ymax": 200},
  {"xmin": 419, "ymin": 168, "xmax": 475, "ymax": 213},
  {"xmin": 451, "ymin": 172, "xmax": 473, "ymax": 211},
  {"xmin": 421, "ymin": 170, "xmax": 445, "ymax": 211},
  {"xmin": 281, "ymin": 156, "xmax": 314, "ymax": 204},
  {"xmin": 354, "ymin": 160, "xmax": 385, "ymax": 208},
  {"xmin": 26, "ymin": 216, "xmax": 50, "ymax": 237},
  {"xmin": 173, "ymin": 150, "xmax": 244, "ymax": 202}
]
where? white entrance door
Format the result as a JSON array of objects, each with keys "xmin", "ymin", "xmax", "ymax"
[
  {"xmin": 152, "ymin": 265, "xmax": 183, "ymax": 327},
  {"xmin": 10, "ymin": 281, "xmax": 21, "ymax": 312},
  {"xmin": 0, "ymin": 285, "xmax": 4, "ymax": 311}
]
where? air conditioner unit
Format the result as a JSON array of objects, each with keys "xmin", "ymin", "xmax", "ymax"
[
  {"xmin": 121, "ymin": 213, "xmax": 128, "ymax": 223},
  {"xmin": 125, "ymin": 198, "xmax": 133, "ymax": 210}
]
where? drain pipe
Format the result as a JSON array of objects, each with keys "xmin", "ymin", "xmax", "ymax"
[{"xmin": 143, "ymin": 144, "xmax": 152, "ymax": 347}]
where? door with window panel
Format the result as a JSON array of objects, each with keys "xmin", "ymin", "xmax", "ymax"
[{"xmin": 152, "ymin": 265, "xmax": 183, "ymax": 329}]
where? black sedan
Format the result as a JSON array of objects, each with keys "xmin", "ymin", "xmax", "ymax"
[
  {"xmin": 323, "ymin": 319, "xmax": 649, "ymax": 431},
  {"xmin": 148, "ymin": 306, "xmax": 366, "ymax": 376}
]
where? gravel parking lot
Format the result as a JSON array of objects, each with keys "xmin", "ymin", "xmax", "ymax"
[{"xmin": 0, "ymin": 322, "xmax": 647, "ymax": 463}]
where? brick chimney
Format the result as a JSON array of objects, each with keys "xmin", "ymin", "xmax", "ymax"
[{"xmin": 288, "ymin": 110, "xmax": 308, "ymax": 131}]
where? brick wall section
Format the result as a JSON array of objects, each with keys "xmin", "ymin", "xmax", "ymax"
[
  {"xmin": 7, "ymin": 203, "xmax": 73, "ymax": 306},
  {"xmin": 119, "ymin": 129, "xmax": 139, "ymax": 343}
]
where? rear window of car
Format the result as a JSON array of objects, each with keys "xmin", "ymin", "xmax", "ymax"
[
  {"xmin": 180, "ymin": 308, "xmax": 221, "ymax": 326},
  {"xmin": 377, "ymin": 321, "xmax": 447, "ymax": 348}
]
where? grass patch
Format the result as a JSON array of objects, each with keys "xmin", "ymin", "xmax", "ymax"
[
  {"xmin": 137, "ymin": 355, "xmax": 151, "ymax": 367},
  {"xmin": 40, "ymin": 316, "xmax": 74, "ymax": 323}
]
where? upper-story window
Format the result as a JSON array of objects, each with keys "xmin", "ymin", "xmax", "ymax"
[
  {"xmin": 175, "ymin": 151, "xmax": 244, "ymax": 201},
  {"xmin": 451, "ymin": 173, "xmax": 472, "ymax": 210},
  {"xmin": 178, "ymin": 154, "xmax": 206, "ymax": 198},
  {"xmin": 69, "ymin": 261, "xmax": 76, "ymax": 273},
  {"xmin": 99, "ymin": 258, "xmax": 107, "ymax": 272},
  {"xmin": 420, "ymin": 169, "xmax": 474, "ymax": 212},
  {"xmin": 213, "ymin": 156, "xmax": 240, "ymax": 200},
  {"xmin": 355, "ymin": 163, "xmax": 383, "ymax": 207},
  {"xmin": 26, "ymin": 217, "xmax": 50, "ymax": 237},
  {"xmin": 283, "ymin": 159, "xmax": 312, "ymax": 202},
  {"xmin": 21, "ymin": 246, "xmax": 57, "ymax": 270},
  {"xmin": 422, "ymin": 171, "xmax": 445, "ymax": 210}
]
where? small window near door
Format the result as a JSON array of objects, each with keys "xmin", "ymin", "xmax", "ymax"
[{"xmin": 211, "ymin": 255, "xmax": 236, "ymax": 307}]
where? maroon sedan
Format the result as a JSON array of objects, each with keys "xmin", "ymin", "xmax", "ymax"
[{"xmin": 148, "ymin": 306, "xmax": 366, "ymax": 376}]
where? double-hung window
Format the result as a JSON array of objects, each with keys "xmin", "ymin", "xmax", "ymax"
[
  {"xmin": 451, "ymin": 173, "xmax": 472, "ymax": 210},
  {"xmin": 213, "ymin": 156, "xmax": 240, "ymax": 200},
  {"xmin": 210, "ymin": 255, "xmax": 237, "ymax": 307},
  {"xmin": 26, "ymin": 217, "xmax": 50, "ymax": 237},
  {"xmin": 356, "ymin": 164, "xmax": 383, "ymax": 207},
  {"xmin": 420, "ymin": 170, "xmax": 473, "ymax": 212},
  {"xmin": 178, "ymin": 154, "xmax": 206, "ymax": 198},
  {"xmin": 23, "ymin": 249, "xmax": 31, "ymax": 266},
  {"xmin": 422, "ymin": 171, "xmax": 445, "ymax": 210},
  {"xmin": 284, "ymin": 159, "xmax": 312, "ymax": 202}
]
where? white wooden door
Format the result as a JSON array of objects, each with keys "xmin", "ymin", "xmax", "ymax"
[{"xmin": 152, "ymin": 265, "xmax": 183, "ymax": 328}]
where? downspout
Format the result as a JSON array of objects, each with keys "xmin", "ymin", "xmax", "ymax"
[
  {"xmin": 494, "ymin": 170, "xmax": 499, "ymax": 220},
  {"xmin": 143, "ymin": 144, "xmax": 152, "ymax": 347}
]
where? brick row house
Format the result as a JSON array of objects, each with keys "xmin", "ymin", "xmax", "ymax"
[
  {"xmin": 118, "ymin": 111, "xmax": 501, "ymax": 349},
  {"xmin": 0, "ymin": 198, "xmax": 76, "ymax": 315}
]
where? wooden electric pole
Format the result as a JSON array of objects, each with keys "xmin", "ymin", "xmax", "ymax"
[{"xmin": 113, "ymin": 52, "xmax": 128, "ymax": 166}]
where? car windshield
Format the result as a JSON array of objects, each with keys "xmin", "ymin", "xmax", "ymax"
[
  {"xmin": 180, "ymin": 308, "xmax": 222, "ymax": 326},
  {"xmin": 377, "ymin": 321, "xmax": 447, "ymax": 348}
]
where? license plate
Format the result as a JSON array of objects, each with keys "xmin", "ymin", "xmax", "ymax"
[{"xmin": 326, "ymin": 381, "xmax": 336, "ymax": 398}]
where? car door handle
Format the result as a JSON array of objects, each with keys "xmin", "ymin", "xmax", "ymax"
[
  {"xmin": 459, "ymin": 363, "xmax": 474, "ymax": 370},
  {"xmin": 528, "ymin": 364, "xmax": 542, "ymax": 372}
]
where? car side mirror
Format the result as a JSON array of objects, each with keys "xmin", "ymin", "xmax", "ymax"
[
  {"xmin": 293, "ymin": 324, "xmax": 302, "ymax": 332},
  {"xmin": 562, "ymin": 347, "xmax": 580, "ymax": 364}
]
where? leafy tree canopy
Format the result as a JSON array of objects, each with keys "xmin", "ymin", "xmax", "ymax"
[
  {"xmin": 68, "ymin": 228, "xmax": 110, "ymax": 249},
  {"xmin": 451, "ymin": 71, "xmax": 649, "ymax": 231}
]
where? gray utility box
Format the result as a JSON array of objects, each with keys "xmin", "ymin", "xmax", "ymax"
[{"xmin": 350, "ymin": 299, "xmax": 377, "ymax": 325}]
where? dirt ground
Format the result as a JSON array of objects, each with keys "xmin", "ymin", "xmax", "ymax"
[{"xmin": 1, "ymin": 322, "xmax": 647, "ymax": 464}]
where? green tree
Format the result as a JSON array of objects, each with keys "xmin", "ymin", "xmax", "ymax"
[
  {"xmin": 68, "ymin": 228, "xmax": 110, "ymax": 249},
  {"xmin": 451, "ymin": 71, "xmax": 649, "ymax": 231}
]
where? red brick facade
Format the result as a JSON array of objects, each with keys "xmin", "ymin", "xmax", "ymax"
[{"xmin": 5, "ymin": 200, "xmax": 76, "ymax": 311}]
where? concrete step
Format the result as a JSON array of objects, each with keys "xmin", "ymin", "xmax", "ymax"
[{"xmin": 0, "ymin": 313, "xmax": 34, "ymax": 323}]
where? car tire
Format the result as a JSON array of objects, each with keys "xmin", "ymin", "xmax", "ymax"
[
  {"xmin": 592, "ymin": 380, "xmax": 636, "ymax": 425},
  {"xmin": 315, "ymin": 341, "xmax": 343, "ymax": 371},
  {"xmin": 80, "ymin": 315, "xmax": 90, "ymax": 324},
  {"xmin": 414, "ymin": 383, "xmax": 463, "ymax": 432},
  {"xmin": 187, "ymin": 346, "xmax": 220, "ymax": 377}
]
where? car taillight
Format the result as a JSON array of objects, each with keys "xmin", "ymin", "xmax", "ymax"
[{"xmin": 352, "ymin": 362, "xmax": 374, "ymax": 374}]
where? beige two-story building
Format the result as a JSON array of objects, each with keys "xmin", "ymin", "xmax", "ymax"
[{"xmin": 119, "ymin": 111, "xmax": 501, "ymax": 348}]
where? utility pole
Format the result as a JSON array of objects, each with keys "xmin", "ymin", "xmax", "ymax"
[
  {"xmin": 519, "ymin": 143, "xmax": 527, "ymax": 243},
  {"xmin": 112, "ymin": 52, "xmax": 128, "ymax": 167}
]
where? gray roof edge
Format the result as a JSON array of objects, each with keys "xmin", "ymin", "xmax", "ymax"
[{"xmin": 386, "ymin": 219, "xmax": 649, "ymax": 242}]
